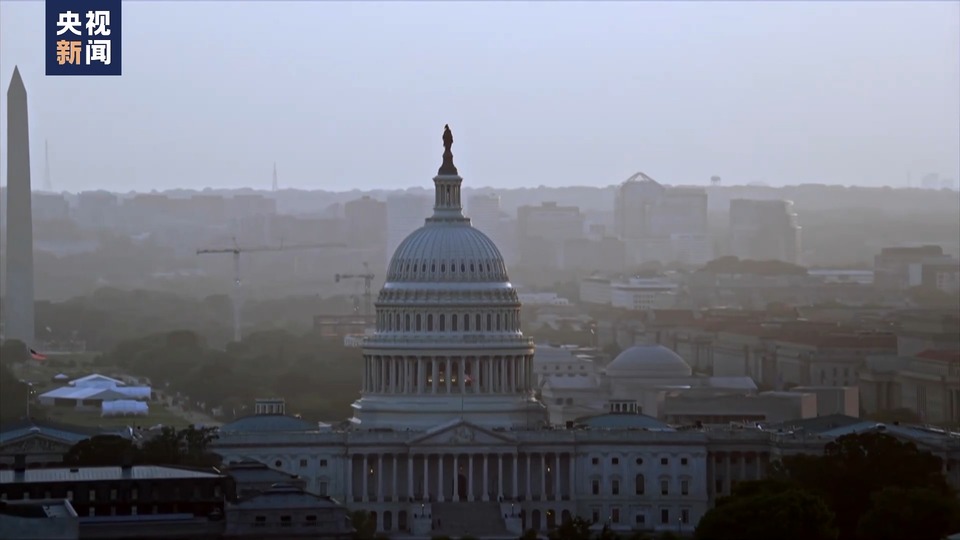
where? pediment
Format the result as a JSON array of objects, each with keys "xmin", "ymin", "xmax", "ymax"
[
  {"xmin": 409, "ymin": 420, "xmax": 515, "ymax": 447},
  {"xmin": 0, "ymin": 434, "xmax": 74, "ymax": 455}
]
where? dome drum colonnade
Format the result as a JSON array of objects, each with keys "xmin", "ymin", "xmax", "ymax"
[{"xmin": 352, "ymin": 125, "xmax": 544, "ymax": 430}]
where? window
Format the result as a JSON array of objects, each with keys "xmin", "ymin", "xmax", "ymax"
[
  {"xmin": 306, "ymin": 515, "xmax": 318, "ymax": 526},
  {"xmin": 320, "ymin": 459, "xmax": 328, "ymax": 467},
  {"xmin": 635, "ymin": 458, "xmax": 644, "ymax": 465},
  {"xmin": 405, "ymin": 314, "xmax": 410, "ymax": 331},
  {"xmin": 67, "ymin": 490, "xmax": 73, "ymax": 501},
  {"xmin": 681, "ymin": 508, "xmax": 690, "ymax": 524},
  {"xmin": 611, "ymin": 507, "xmax": 621, "ymax": 524},
  {"xmin": 611, "ymin": 480, "xmax": 620, "ymax": 496},
  {"xmin": 427, "ymin": 314, "xmax": 433, "ymax": 331},
  {"xmin": 464, "ymin": 315, "xmax": 470, "ymax": 331},
  {"xmin": 281, "ymin": 515, "xmax": 292, "ymax": 527},
  {"xmin": 452, "ymin": 314, "xmax": 458, "ymax": 331},
  {"xmin": 89, "ymin": 490, "xmax": 96, "ymax": 501},
  {"xmin": 416, "ymin": 314, "xmax": 422, "ymax": 331},
  {"xmin": 591, "ymin": 457, "xmax": 599, "ymax": 465},
  {"xmin": 487, "ymin": 314, "xmax": 492, "ymax": 331},
  {"xmin": 591, "ymin": 480, "xmax": 600, "ymax": 495},
  {"xmin": 254, "ymin": 516, "xmax": 266, "ymax": 527},
  {"xmin": 715, "ymin": 479, "xmax": 723, "ymax": 494},
  {"xmin": 635, "ymin": 513, "xmax": 646, "ymax": 525},
  {"xmin": 611, "ymin": 457, "xmax": 619, "ymax": 465},
  {"xmin": 475, "ymin": 314, "xmax": 481, "ymax": 330},
  {"xmin": 660, "ymin": 480, "xmax": 669, "ymax": 495},
  {"xmin": 681, "ymin": 480, "xmax": 689, "ymax": 496},
  {"xmin": 275, "ymin": 460, "xmax": 282, "ymax": 468},
  {"xmin": 635, "ymin": 474, "xmax": 645, "ymax": 495},
  {"xmin": 680, "ymin": 458, "xmax": 688, "ymax": 466},
  {"xmin": 660, "ymin": 457, "xmax": 669, "ymax": 465},
  {"xmin": 110, "ymin": 489, "xmax": 117, "ymax": 500},
  {"xmin": 592, "ymin": 509, "xmax": 600, "ymax": 524},
  {"xmin": 319, "ymin": 482, "xmax": 328, "ymax": 496},
  {"xmin": 299, "ymin": 459, "xmax": 308, "ymax": 467},
  {"xmin": 660, "ymin": 508, "xmax": 669, "ymax": 524}
]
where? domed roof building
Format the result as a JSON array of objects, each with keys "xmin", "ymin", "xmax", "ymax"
[
  {"xmin": 352, "ymin": 125, "xmax": 545, "ymax": 430},
  {"xmin": 605, "ymin": 345, "xmax": 692, "ymax": 379}
]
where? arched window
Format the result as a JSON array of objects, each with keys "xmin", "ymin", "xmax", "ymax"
[
  {"xmin": 475, "ymin": 314, "xmax": 481, "ymax": 331},
  {"xmin": 486, "ymin": 313, "xmax": 492, "ymax": 331},
  {"xmin": 405, "ymin": 314, "xmax": 410, "ymax": 331},
  {"xmin": 441, "ymin": 263, "xmax": 446, "ymax": 273},
  {"xmin": 635, "ymin": 474, "xmax": 645, "ymax": 495},
  {"xmin": 452, "ymin": 314, "xmax": 459, "ymax": 331},
  {"xmin": 496, "ymin": 313, "xmax": 501, "ymax": 331},
  {"xmin": 416, "ymin": 314, "xmax": 422, "ymax": 332},
  {"xmin": 396, "ymin": 313, "xmax": 401, "ymax": 331},
  {"xmin": 427, "ymin": 314, "xmax": 433, "ymax": 331},
  {"xmin": 439, "ymin": 314, "xmax": 446, "ymax": 332},
  {"xmin": 463, "ymin": 314, "xmax": 470, "ymax": 331}
]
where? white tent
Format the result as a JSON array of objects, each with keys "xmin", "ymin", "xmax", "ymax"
[
  {"xmin": 114, "ymin": 386, "xmax": 152, "ymax": 400},
  {"xmin": 101, "ymin": 400, "xmax": 149, "ymax": 417}
]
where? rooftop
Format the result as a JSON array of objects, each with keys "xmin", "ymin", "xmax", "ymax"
[{"xmin": 0, "ymin": 465, "xmax": 224, "ymax": 485}]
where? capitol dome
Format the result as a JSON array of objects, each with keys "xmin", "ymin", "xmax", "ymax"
[
  {"xmin": 606, "ymin": 345, "xmax": 692, "ymax": 378},
  {"xmin": 353, "ymin": 125, "xmax": 544, "ymax": 431}
]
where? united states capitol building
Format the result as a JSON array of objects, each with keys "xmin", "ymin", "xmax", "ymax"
[{"xmin": 212, "ymin": 127, "xmax": 960, "ymax": 538}]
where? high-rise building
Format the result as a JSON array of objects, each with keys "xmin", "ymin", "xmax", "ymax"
[
  {"xmin": 344, "ymin": 195, "xmax": 388, "ymax": 249},
  {"xmin": 3, "ymin": 67, "xmax": 35, "ymax": 346},
  {"xmin": 728, "ymin": 199, "xmax": 802, "ymax": 264},
  {"xmin": 614, "ymin": 173, "xmax": 711, "ymax": 266},
  {"xmin": 516, "ymin": 202, "xmax": 584, "ymax": 269},
  {"xmin": 386, "ymin": 193, "xmax": 432, "ymax": 258}
]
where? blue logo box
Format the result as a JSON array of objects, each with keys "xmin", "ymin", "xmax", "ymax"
[{"xmin": 46, "ymin": 0, "xmax": 122, "ymax": 76}]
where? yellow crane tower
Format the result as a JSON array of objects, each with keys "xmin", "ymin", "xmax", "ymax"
[
  {"xmin": 197, "ymin": 239, "xmax": 346, "ymax": 342},
  {"xmin": 335, "ymin": 261, "xmax": 375, "ymax": 317}
]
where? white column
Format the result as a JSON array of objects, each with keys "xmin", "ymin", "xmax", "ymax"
[
  {"xmin": 473, "ymin": 357, "xmax": 480, "ymax": 393},
  {"xmin": 438, "ymin": 454, "xmax": 445, "ymax": 501},
  {"xmin": 377, "ymin": 454, "xmax": 384, "ymax": 502},
  {"xmin": 446, "ymin": 358, "xmax": 452, "ymax": 393},
  {"xmin": 554, "ymin": 453, "xmax": 561, "ymax": 501},
  {"xmin": 453, "ymin": 454, "xmax": 460, "ymax": 501},
  {"xmin": 423, "ymin": 454, "xmax": 429, "ymax": 500},
  {"xmin": 525, "ymin": 453, "xmax": 532, "ymax": 499},
  {"xmin": 468, "ymin": 454, "xmax": 475, "ymax": 501},
  {"xmin": 483, "ymin": 454, "xmax": 490, "ymax": 501},
  {"xmin": 431, "ymin": 359, "xmax": 438, "ymax": 394},
  {"xmin": 391, "ymin": 454, "xmax": 398, "ymax": 502},
  {"xmin": 459, "ymin": 359, "xmax": 466, "ymax": 394},
  {"xmin": 512, "ymin": 454, "xmax": 518, "ymax": 498},
  {"xmin": 346, "ymin": 455, "xmax": 353, "ymax": 502},
  {"xmin": 540, "ymin": 453, "xmax": 546, "ymax": 500},
  {"xmin": 568, "ymin": 453, "xmax": 575, "ymax": 500},
  {"xmin": 408, "ymin": 454, "xmax": 414, "ymax": 500},
  {"xmin": 362, "ymin": 455, "xmax": 368, "ymax": 502}
]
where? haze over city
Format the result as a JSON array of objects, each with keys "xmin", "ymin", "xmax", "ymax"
[{"xmin": 1, "ymin": 0, "xmax": 958, "ymax": 192}]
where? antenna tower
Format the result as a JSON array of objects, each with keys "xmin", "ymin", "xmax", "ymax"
[
  {"xmin": 44, "ymin": 139, "xmax": 53, "ymax": 191},
  {"xmin": 272, "ymin": 162, "xmax": 278, "ymax": 192}
]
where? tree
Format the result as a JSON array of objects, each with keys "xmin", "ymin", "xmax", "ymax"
[
  {"xmin": 547, "ymin": 516, "xmax": 591, "ymax": 540},
  {"xmin": 694, "ymin": 486, "xmax": 837, "ymax": 540},
  {"xmin": 349, "ymin": 510, "xmax": 375, "ymax": 540},
  {"xmin": 0, "ymin": 364, "xmax": 32, "ymax": 422},
  {"xmin": 140, "ymin": 425, "xmax": 219, "ymax": 467},
  {"xmin": 0, "ymin": 339, "xmax": 29, "ymax": 365},
  {"xmin": 857, "ymin": 487, "xmax": 960, "ymax": 540},
  {"xmin": 65, "ymin": 435, "xmax": 139, "ymax": 466},
  {"xmin": 777, "ymin": 432, "xmax": 955, "ymax": 540}
]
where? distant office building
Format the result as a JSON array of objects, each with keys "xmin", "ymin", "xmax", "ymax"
[
  {"xmin": 562, "ymin": 237, "xmax": 627, "ymax": 274},
  {"xmin": 344, "ymin": 195, "xmax": 388, "ymax": 250},
  {"xmin": 467, "ymin": 193, "xmax": 514, "ymax": 265},
  {"xmin": 31, "ymin": 193, "xmax": 70, "ymax": 222},
  {"xmin": 75, "ymin": 191, "xmax": 118, "ymax": 228},
  {"xmin": 517, "ymin": 201, "xmax": 584, "ymax": 269},
  {"xmin": 230, "ymin": 194, "xmax": 277, "ymax": 219},
  {"xmin": 614, "ymin": 173, "xmax": 711, "ymax": 266},
  {"xmin": 874, "ymin": 245, "xmax": 957, "ymax": 291},
  {"xmin": 386, "ymin": 193, "xmax": 432, "ymax": 258},
  {"xmin": 728, "ymin": 199, "xmax": 802, "ymax": 264}
]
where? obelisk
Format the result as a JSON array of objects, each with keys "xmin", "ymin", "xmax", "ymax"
[{"xmin": 4, "ymin": 66, "xmax": 35, "ymax": 347}]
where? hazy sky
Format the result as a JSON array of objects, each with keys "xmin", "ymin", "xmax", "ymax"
[{"xmin": 1, "ymin": 1, "xmax": 958, "ymax": 192}]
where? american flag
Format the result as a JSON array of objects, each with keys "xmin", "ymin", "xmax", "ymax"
[{"xmin": 29, "ymin": 349, "xmax": 47, "ymax": 361}]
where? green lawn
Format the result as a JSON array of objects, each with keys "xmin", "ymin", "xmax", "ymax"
[{"xmin": 43, "ymin": 405, "xmax": 192, "ymax": 429}]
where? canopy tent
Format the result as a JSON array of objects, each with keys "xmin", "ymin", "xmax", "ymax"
[{"xmin": 101, "ymin": 400, "xmax": 149, "ymax": 417}]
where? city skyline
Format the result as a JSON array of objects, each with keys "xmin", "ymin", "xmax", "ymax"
[{"xmin": 0, "ymin": 1, "xmax": 958, "ymax": 192}]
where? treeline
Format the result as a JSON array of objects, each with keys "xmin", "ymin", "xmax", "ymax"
[
  {"xmin": 97, "ymin": 329, "xmax": 363, "ymax": 422},
  {"xmin": 31, "ymin": 287, "xmax": 356, "ymax": 351},
  {"xmin": 694, "ymin": 432, "xmax": 960, "ymax": 540},
  {"xmin": 65, "ymin": 425, "xmax": 219, "ymax": 468}
]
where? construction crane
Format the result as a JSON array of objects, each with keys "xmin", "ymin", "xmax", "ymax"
[
  {"xmin": 197, "ymin": 239, "xmax": 346, "ymax": 342},
  {"xmin": 335, "ymin": 262, "xmax": 375, "ymax": 317}
]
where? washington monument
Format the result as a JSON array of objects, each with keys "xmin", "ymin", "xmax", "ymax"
[{"xmin": 4, "ymin": 66, "xmax": 35, "ymax": 347}]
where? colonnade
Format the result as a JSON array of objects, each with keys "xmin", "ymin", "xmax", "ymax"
[
  {"xmin": 362, "ymin": 355, "xmax": 533, "ymax": 394},
  {"xmin": 347, "ymin": 451, "xmax": 575, "ymax": 503}
]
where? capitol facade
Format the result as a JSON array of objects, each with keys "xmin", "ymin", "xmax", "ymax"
[{"xmin": 211, "ymin": 127, "xmax": 959, "ymax": 538}]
